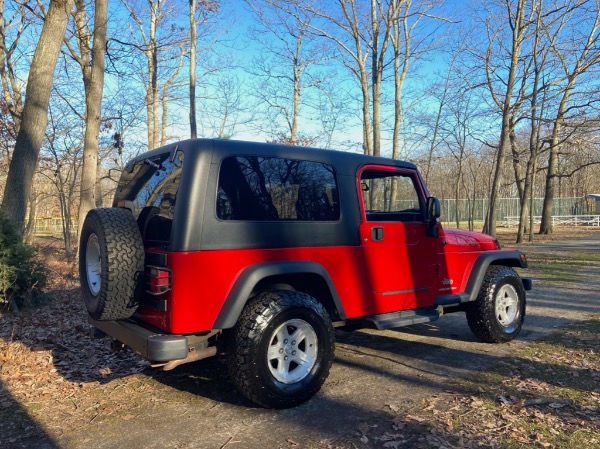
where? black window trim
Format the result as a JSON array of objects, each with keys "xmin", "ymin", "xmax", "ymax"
[{"xmin": 357, "ymin": 165, "xmax": 427, "ymax": 223}]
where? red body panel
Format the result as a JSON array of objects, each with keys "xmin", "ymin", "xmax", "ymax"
[
  {"xmin": 135, "ymin": 236, "xmax": 516, "ymax": 334},
  {"xmin": 137, "ymin": 246, "xmax": 377, "ymax": 334},
  {"xmin": 360, "ymin": 221, "xmax": 441, "ymax": 309}
]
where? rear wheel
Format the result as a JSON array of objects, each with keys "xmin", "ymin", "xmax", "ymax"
[
  {"xmin": 227, "ymin": 290, "xmax": 335, "ymax": 408},
  {"xmin": 466, "ymin": 266, "xmax": 526, "ymax": 343},
  {"xmin": 79, "ymin": 208, "xmax": 145, "ymax": 321}
]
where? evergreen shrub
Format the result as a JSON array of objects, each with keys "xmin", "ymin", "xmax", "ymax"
[{"xmin": 0, "ymin": 208, "xmax": 48, "ymax": 310}]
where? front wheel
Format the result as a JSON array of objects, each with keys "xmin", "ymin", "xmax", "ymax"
[
  {"xmin": 466, "ymin": 266, "xmax": 526, "ymax": 343},
  {"xmin": 226, "ymin": 290, "xmax": 335, "ymax": 408}
]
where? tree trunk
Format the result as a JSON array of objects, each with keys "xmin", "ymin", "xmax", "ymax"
[
  {"xmin": 483, "ymin": 0, "xmax": 526, "ymax": 237},
  {"xmin": 455, "ymin": 150, "xmax": 464, "ymax": 229},
  {"xmin": 360, "ymin": 71, "xmax": 372, "ymax": 155},
  {"xmin": 0, "ymin": 0, "xmax": 25, "ymax": 132},
  {"xmin": 2, "ymin": 0, "xmax": 72, "ymax": 231},
  {"xmin": 161, "ymin": 84, "xmax": 170, "ymax": 146},
  {"xmin": 511, "ymin": 127, "xmax": 528, "ymax": 243},
  {"xmin": 290, "ymin": 31, "xmax": 303, "ymax": 144},
  {"xmin": 77, "ymin": 0, "xmax": 107, "ymax": 241},
  {"xmin": 189, "ymin": 0, "xmax": 197, "ymax": 139},
  {"xmin": 22, "ymin": 189, "xmax": 37, "ymax": 244},
  {"xmin": 146, "ymin": 2, "xmax": 158, "ymax": 150},
  {"xmin": 528, "ymin": 158, "xmax": 537, "ymax": 242}
]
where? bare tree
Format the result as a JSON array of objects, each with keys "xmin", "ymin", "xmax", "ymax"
[
  {"xmin": 0, "ymin": 0, "xmax": 28, "ymax": 132},
  {"xmin": 246, "ymin": 0, "xmax": 330, "ymax": 144},
  {"xmin": 200, "ymin": 74, "xmax": 252, "ymax": 139},
  {"xmin": 512, "ymin": 1, "xmax": 556, "ymax": 243},
  {"xmin": 189, "ymin": 0, "xmax": 198, "ymax": 139},
  {"xmin": 481, "ymin": 0, "xmax": 531, "ymax": 237},
  {"xmin": 189, "ymin": 0, "xmax": 220, "ymax": 139},
  {"xmin": 309, "ymin": 0, "xmax": 398, "ymax": 155},
  {"xmin": 64, "ymin": 0, "xmax": 108, "ymax": 240},
  {"xmin": 2, "ymin": 0, "xmax": 72, "ymax": 231},
  {"xmin": 39, "ymin": 103, "xmax": 83, "ymax": 255},
  {"xmin": 539, "ymin": 1, "xmax": 600, "ymax": 234},
  {"xmin": 122, "ymin": 0, "xmax": 187, "ymax": 150}
]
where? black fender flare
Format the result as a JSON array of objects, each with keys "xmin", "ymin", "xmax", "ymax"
[
  {"xmin": 435, "ymin": 250, "xmax": 530, "ymax": 307},
  {"xmin": 212, "ymin": 261, "xmax": 347, "ymax": 329},
  {"xmin": 465, "ymin": 250, "xmax": 530, "ymax": 302}
]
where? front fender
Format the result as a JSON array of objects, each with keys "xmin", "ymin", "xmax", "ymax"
[{"xmin": 465, "ymin": 250, "xmax": 530, "ymax": 302}]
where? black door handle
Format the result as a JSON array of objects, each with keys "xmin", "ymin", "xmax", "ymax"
[{"xmin": 372, "ymin": 226, "xmax": 384, "ymax": 241}]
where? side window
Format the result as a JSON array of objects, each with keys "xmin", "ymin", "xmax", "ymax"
[
  {"xmin": 361, "ymin": 169, "xmax": 423, "ymax": 222},
  {"xmin": 217, "ymin": 156, "xmax": 340, "ymax": 221}
]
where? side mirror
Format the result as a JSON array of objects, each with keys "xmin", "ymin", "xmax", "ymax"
[
  {"xmin": 426, "ymin": 196, "xmax": 441, "ymax": 237},
  {"xmin": 427, "ymin": 196, "xmax": 441, "ymax": 220}
]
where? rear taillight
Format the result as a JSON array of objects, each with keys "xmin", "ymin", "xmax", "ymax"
[{"xmin": 146, "ymin": 266, "xmax": 171, "ymax": 295}]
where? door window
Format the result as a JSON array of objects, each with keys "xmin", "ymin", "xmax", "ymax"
[{"xmin": 360, "ymin": 170, "xmax": 423, "ymax": 222}]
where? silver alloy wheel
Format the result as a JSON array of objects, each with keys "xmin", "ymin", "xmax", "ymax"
[
  {"xmin": 85, "ymin": 234, "xmax": 102, "ymax": 296},
  {"xmin": 267, "ymin": 319, "xmax": 318, "ymax": 384},
  {"xmin": 495, "ymin": 284, "xmax": 519, "ymax": 326}
]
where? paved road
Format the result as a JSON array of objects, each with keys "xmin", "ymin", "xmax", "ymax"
[{"xmin": 53, "ymin": 236, "xmax": 600, "ymax": 448}]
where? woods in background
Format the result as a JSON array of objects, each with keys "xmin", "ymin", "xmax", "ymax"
[{"xmin": 1, "ymin": 0, "xmax": 600, "ymax": 251}]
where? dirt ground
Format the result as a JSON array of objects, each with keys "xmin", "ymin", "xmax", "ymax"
[{"xmin": 1, "ymin": 228, "xmax": 600, "ymax": 449}]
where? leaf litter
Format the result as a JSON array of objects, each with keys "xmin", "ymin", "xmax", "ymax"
[{"xmin": 1, "ymin": 235, "xmax": 600, "ymax": 449}]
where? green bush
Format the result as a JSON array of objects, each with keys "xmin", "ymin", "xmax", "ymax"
[{"xmin": 0, "ymin": 208, "xmax": 48, "ymax": 310}]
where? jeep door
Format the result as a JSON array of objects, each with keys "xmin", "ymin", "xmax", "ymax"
[{"xmin": 358, "ymin": 166, "xmax": 442, "ymax": 311}]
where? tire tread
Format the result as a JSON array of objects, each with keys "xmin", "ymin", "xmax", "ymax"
[
  {"xmin": 79, "ymin": 208, "xmax": 145, "ymax": 321},
  {"xmin": 227, "ymin": 290, "xmax": 335, "ymax": 408},
  {"xmin": 466, "ymin": 266, "xmax": 526, "ymax": 343}
]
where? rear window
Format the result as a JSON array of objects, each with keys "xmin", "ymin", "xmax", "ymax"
[
  {"xmin": 115, "ymin": 149, "xmax": 184, "ymax": 243},
  {"xmin": 217, "ymin": 156, "xmax": 340, "ymax": 221},
  {"xmin": 121, "ymin": 151, "xmax": 184, "ymax": 219}
]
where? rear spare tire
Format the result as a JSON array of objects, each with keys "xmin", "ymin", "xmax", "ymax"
[{"xmin": 79, "ymin": 208, "xmax": 145, "ymax": 320}]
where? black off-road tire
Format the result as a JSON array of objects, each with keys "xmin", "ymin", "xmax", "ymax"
[
  {"xmin": 226, "ymin": 290, "xmax": 335, "ymax": 409},
  {"xmin": 466, "ymin": 266, "xmax": 526, "ymax": 343},
  {"xmin": 79, "ymin": 208, "xmax": 145, "ymax": 321}
]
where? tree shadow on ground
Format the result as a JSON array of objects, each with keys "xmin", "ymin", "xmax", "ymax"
[{"xmin": 0, "ymin": 379, "xmax": 60, "ymax": 449}]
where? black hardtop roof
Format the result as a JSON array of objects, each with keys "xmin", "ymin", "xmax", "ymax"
[{"xmin": 130, "ymin": 138, "xmax": 418, "ymax": 173}]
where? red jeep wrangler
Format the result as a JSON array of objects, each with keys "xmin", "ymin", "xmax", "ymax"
[{"xmin": 80, "ymin": 139, "xmax": 531, "ymax": 408}]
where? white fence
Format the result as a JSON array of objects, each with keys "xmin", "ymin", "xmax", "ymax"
[{"xmin": 503, "ymin": 215, "xmax": 600, "ymax": 227}]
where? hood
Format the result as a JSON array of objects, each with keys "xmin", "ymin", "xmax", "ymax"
[{"xmin": 442, "ymin": 227, "xmax": 500, "ymax": 252}]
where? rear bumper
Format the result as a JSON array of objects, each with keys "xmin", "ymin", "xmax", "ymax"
[{"xmin": 88, "ymin": 317, "xmax": 188, "ymax": 362}]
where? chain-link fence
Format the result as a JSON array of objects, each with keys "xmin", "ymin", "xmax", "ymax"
[
  {"xmin": 29, "ymin": 217, "xmax": 75, "ymax": 237},
  {"xmin": 439, "ymin": 197, "xmax": 588, "ymax": 226}
]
